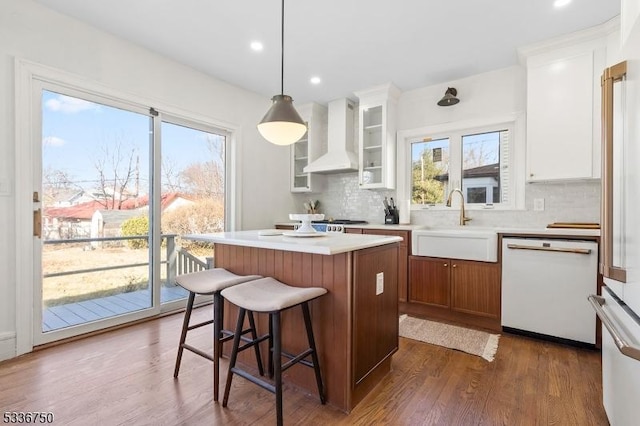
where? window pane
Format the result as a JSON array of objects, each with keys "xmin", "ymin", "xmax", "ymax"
[
  {"xmin": 411, "ymin": 138, "xmax": 449, "ymax": 205},
  {"xmin": 160, "ymin": 121, "xmax": 225, "ymax": 303},
  {"xmin": 462, "ymin": 130, "xmax": 507, "ymax": 204}
]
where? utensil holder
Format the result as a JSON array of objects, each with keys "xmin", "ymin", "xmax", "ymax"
[{"xmin": 385, "ymin": 210, "xmax": 399, "ymax": 225}]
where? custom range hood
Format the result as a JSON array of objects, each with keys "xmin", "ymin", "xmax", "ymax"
[{"xmin": 303, "ymin": 98, "xmax": 358, "ymax": 174}]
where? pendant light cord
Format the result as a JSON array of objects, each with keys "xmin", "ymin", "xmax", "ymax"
[{"xmin": 280, "ymin": 0, "xmax": 285, "ymax": 95}]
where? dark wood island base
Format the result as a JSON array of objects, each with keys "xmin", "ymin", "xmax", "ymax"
[{"xmin": 214, "ymin": 241, "xmax": 399, "ymax": 412}]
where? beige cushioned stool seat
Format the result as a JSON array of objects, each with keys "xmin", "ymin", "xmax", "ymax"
[
  {"xmin": 175, "ymin": 268, "xmax": 261, "ymax": 295},
  {"xmin": 221, "ymin": 277, "xmax": 327, "ymax": 312}
]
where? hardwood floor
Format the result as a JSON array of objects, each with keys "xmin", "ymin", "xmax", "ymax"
[{"xmin": 0, "ymin": 306, "xmax": 608, "ymax": 425}]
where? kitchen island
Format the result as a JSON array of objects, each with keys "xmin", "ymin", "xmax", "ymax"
[{"xmin": 183, "ymin": 230, "xmax": 402, "ymax": 412}]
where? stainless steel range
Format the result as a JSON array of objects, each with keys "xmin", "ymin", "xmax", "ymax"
[{"xmin": 294, "ymin": 219, "xmax": 368, "ymax": 233}]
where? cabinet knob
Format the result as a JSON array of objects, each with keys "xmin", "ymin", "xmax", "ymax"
[
  {"xmin": 452, "ymin": 264, "xmax": 457, "ymax": 268},
  {"xmin": 443, "ymin": 263, "xmax": 448, "ymax": 267}
]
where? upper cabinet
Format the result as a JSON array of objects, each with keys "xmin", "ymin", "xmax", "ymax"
[
  {"xmin": 355, "ymin": 83, "xmax": 401, "ymax": 189},
  {"xmin": 290, "ymin": 103, "xmax": 327, "ymax": 192},
  {"xmin": 521, "ymin": 24, "xmax": 612, "ymax": 182}
]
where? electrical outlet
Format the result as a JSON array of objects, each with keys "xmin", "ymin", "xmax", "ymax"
[
  {"xmin": 376, "ymin": 272, "xmax": 384, "ymax": 295},
  {"xmin": 534, "ymin": 198, "xmax": 545, "ymax": 211}
]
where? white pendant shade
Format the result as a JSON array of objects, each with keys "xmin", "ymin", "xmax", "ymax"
[
  {"xmin": 257, "ymin": 120, "xmax": 307, "ymax": 145},
  {"xmin": 257, "ymin": 94, "xmax": 307, "ymax": 145}
]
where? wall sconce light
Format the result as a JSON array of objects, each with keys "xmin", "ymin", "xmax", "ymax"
[{"xmin": 437, "ymin": 87, "xmax": 460, "ymax": 107}]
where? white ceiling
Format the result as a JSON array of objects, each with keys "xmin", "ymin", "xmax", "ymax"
[{"xmin": 33, "ymin": 0, "xmax": 619, "ymax": 105}]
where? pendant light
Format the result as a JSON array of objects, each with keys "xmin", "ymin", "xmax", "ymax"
[{"xmin": 257, "ymin": 0, "xmax": 306, "ymax": 146}]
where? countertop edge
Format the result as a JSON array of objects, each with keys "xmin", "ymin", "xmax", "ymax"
[{"xmin": 183, "ymin": 232, "xmax": 403, "ymax": 255}]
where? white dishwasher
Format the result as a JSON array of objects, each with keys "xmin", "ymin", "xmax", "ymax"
[{"xmin": 501, "ymin": 237, "xmax": 598, "ymax": 344}]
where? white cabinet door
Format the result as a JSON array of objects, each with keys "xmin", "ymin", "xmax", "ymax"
[
  {"xmin": 526, "ymin": 52, "xmax": 595, "ymax": 181},
  {"xmin": 290, "ymin": 103, "xmax": 326, "ymax": 192},
  {"xmin": 355, "ymin": 83, "xmax": 400, "ymax": 190}
]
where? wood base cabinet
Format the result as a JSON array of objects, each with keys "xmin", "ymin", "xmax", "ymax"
[{"xmin": 407, "ymin": 256, "xmax": 501, "ymax": 332}]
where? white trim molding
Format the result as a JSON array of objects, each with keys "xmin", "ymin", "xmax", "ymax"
[{"xmin": 0, "ymin": 332, "xmax": 17, "ymax": 361}]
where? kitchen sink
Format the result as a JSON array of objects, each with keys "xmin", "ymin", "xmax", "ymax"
[{"xmin": 412, "ymin": 228, "xmax": 498, "ymax": 262}]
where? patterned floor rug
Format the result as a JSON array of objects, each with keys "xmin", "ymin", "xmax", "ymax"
[{"xmin": 399, "ymin": 314, "xmax": 500, "ymax": 362}]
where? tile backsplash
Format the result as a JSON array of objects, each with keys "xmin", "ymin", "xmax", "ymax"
[{"xmin": 293, "ymin": 173, "xmax": 600, "ymax": 229}]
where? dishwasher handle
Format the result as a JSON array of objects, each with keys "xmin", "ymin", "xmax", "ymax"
[
  {"xmin": 588, "ymin": 294, "xmax": 640, "ymax": 362},
  {"xmin": 506, "ymin": 243, "xmax": 591, "ymax": 255}
]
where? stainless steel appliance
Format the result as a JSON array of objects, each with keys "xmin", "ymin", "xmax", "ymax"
[
  {"xmin": 501, "ymin": 237, "xmax": 598, "ymax": 344},
  {"xmin": 292, "ymin": 220, "xmax": 367, "ymax": 233}
]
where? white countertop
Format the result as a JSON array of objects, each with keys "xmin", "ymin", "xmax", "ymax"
[
  {"xmin": 495, "ymin": 227, "xmax": 600, "ymax": 237},
  {"xmin": 276, "ymin": 222, "xmax": 598, "ymax": 237},
  {"xmin": 274, "ymin": 222, "xmax": 426, "ymax": 231},
  {"xmin": 183, "ymin": 230, "xmax": 403, "ymax": 255}
]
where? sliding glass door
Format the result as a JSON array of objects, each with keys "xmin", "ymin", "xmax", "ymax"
[{"xmin": 34, "ymin": 82, "xmax": 226, "ymax": 344}]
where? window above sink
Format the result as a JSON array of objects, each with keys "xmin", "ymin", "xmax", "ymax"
[{"xmin": 397, "ymin": 113, "xmax": 526, "ymax": 212}]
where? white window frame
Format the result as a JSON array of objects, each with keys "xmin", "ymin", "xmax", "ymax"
[{"xmin": 397, "ymin": 113, "xmax": 526, "ymax": 212}]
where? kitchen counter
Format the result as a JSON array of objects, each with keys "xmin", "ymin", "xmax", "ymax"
[
  {"xmin": 184, "ymin": 229, "xmax": 401, "ymax": 413},
  {"xmin": 274, "ymin": 222, "xmax": 599, "ymax": 236},
  {"xmin": 183, "ymin": 230, "xmax": 402, "ymax": 255},
  {"xmin": 496, "ymin": 227, "xmax": 600, "ymax": 238},
  {"xmin": 274, "ymin": 222, "xmax": 426, "ymax": 231}
]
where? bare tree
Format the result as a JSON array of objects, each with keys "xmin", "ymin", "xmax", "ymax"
[
  {"xmin": 177, "ymin": 134, "xmax": 225, "ymax": 199},
  {"xmin": 92, "ymin": 136, "xmax": 138, "ymax": 210},
  {"xmin": 161, "ymin": 157, "xmax": 182, "ymax": 193}
]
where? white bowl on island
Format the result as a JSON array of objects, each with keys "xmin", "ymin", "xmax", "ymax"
[{"xmin": 289, "ymin": 213, "xmax": 325, "ymax": 233}]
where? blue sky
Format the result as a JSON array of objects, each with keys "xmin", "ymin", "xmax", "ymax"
[{"xmin": 42, "ymin": 90, "xmax": 222, "ymax": 192}]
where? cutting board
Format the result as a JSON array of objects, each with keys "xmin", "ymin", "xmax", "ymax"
[{"xmin": 546, "ymin": 222, "xmax": 600, "ymax": 229}]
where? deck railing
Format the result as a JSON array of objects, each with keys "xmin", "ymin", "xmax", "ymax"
[{"xmin": 43, "ymin": 234, "xmax": 212, "ymax": 285}]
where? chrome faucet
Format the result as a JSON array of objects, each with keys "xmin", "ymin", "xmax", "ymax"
[{"xmin": 446, "ymin": 189, "xmax": 472, "ymax": 226}]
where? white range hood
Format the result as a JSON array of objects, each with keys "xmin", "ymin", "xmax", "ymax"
[{"xmin": 303, "ymin": 98, "xmax": 358, "ymax": 174}]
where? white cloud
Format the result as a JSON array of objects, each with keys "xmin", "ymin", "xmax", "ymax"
[
  {"xmin": 43, "ymin": 136, "xmax": 66, "ymax": 147},
  {"xmin": 45, "ymin": 95, "xmax": 99, "ymax": 113}
]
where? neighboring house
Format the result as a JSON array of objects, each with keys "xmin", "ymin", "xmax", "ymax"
[
  {"xmin": 436, "ymin": 163, "xmax": 500, "ymax": 204},
  {"xmin": 44, "ymin": 192, "xmax": 194, "ymax": 240},
  {"xmin": 45, "ymin": 188, "xmax": 96, "ymax": 207},
  {"xmin": 90, "ymin": 209, "xmax": 145, "ymax": 248}
]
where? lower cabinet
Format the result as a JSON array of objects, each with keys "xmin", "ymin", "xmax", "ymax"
[{"xmin": 407, "ymin": 256, "xmax": 501, "ymax": 331}]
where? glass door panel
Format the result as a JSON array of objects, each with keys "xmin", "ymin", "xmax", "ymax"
[
  {"xmin": 40, "ymin": 89, "xmax": 153, "ymax": 337},
  {"xmin": 159, "ymin": 120, "xmax": 226, "ymax": 304}
]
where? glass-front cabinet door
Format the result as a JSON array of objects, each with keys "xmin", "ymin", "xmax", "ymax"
[
  {"xmin": 290, "ymin": 102, "xmax": 326, "ymax": 193},
  {"xmin": 361, "ymin": 105, "xmax": 384, "ymax": 186},
  {"xmin": 356, "ymin": 84, "xmax": 400, "ymax": 190},
  {"xmin": 291, "ymin": 128, "xmax": 310, "ymax": 191}
]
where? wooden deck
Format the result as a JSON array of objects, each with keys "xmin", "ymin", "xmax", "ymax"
[{"xmin": 42, "ymin": 285, "xmax": 189, "ymax": 332}]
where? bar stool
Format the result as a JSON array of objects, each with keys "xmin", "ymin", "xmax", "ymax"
[
  {"xmin": 173, "ymin": 268, "xmax": 264, "ymax": 402},
  {"xmin": 221, "ymin": 277, "xmax": 327, "ymax": 426}
]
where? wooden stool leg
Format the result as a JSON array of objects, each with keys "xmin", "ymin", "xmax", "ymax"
[
  {"xmin": 213, "ymin": 292, "xmax": 223, "ymax": 402},
  {"xmin": 247, "ymin": 311, "xmax": 264, "ymax": 376},
  {"xmin": 302, "ymin": 302, "xmax": 326, "ymax": 404},
  {"xmin": 222, "ymin": 308, "xmax": 246, "ymax": 407},
  {"xmin": 174, "ymin": 292, "xmax": 195, "ymax": 378},
  {"xmin": 272, "ymin": 311, "xmax": 283, "ymax": 426},
  {"xmin": 268, "ymin": 313, "xmax": 274, "ymax": 378}
]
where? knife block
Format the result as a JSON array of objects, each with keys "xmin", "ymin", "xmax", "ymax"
[{"xmin": 385, "ymin": 210, "xmax": 399, "ymax": 225}]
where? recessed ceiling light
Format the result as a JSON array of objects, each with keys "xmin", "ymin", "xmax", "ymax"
[
  {"xmin": 553, "ymin": 0, "xmax": 571, "ymax": 8},
  {"xmin": 310, "ymin": 76, "xmax": 321, "ymax": 85},
  {"xmin": 250, "ymin": 41, "xmax": 263, "ymax": 51}
]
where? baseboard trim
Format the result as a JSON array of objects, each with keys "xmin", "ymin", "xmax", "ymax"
[{"xmin": 0, "ymin": 332, "xmax": 17, "ymax": 362}]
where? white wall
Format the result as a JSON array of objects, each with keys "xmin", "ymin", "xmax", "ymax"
[
  {"xmin": 0, "ymin": 0, "xmax": 296, "ymax": 360},
  {"xmin": 301, "ymin": 66, "xmax": 600, "ymax": 228}
]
